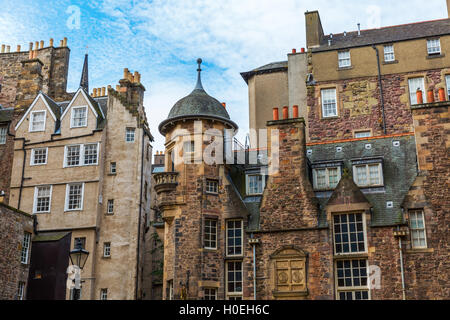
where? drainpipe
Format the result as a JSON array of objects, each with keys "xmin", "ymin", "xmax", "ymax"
[
  {"xmin": 397, "ymin": 226, "xmax": 406, "ymax": 300},
  {"xmin": 17, "ymin": 138, "xmax": 26, "ymax": 210},
  {"xmin": 372, "ymin": 45, "xmax": 387, "ymax": 135},
  {"xmin": 249, "ymin": 234, "xmax": 260, "ymax": 300},
  {"xmin": 135, "ymin": 129, "xmax": 145, "ymax": 300}
]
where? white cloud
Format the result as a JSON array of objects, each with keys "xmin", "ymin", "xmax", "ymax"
[{"xmin": 1, "ymin": 0, "xmax": 447, "ymax": 152}]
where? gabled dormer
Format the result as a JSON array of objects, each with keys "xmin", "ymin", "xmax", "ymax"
[
  {"xmin": 59, "ymin": 87, "xmax": 105, "ymax": 137},
  {"xmin": 15, "ymin": 92, "xmax": 60, "ymax": 141}
]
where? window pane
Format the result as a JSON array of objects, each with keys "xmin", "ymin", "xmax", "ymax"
[
  {"xmin": 408, "ymin": 77, "xmax": 426, "ymax": 104},
  {"xmin": 0, "ymin": 126, "xmax": 7, "ymax": 144},
  {"xmin": 84, "ymin": 144, "xmax": 98, "ymax": 165},
  {"xmin": 427, "ymin": 39, "xmax": 441, "ymax": 54},
  {"xmin": 226, "ymin": 220, "xmax": 242, "ymax": 256},
  {"xmin": 31, "ymin": 112, "xmax": 45, "ymax": 131},
  {"xmin": 334, "ymin": 213, "xmax": 366, "ymax": 254},
  {"xmin": 72, "ymin": 107, "xmax": 87, "ymax": 127},
  {"xmin": 67, "ymin": 146, "xmax": 81, "ymax": 166},
  {"xmin": 384, "ymin": 45, "xmax": 395, "ymax": 61},
  {"xmin": 36, "ymin": 186, "xmax": 51, "ymax": 213},
  {"xmin": 67, "ymin": 184, "xmax": 83, "ymax": 210}
]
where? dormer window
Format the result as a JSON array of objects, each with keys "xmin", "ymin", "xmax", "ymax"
[
  {"xmin": 246, "ymin": 173, "xmax": 265, "ymax": 195},
  {"xmin": 427, "ymin": 38, "xmax": 441, "ymax": 55},
  {"xmin": 338, "ymin": 51, "xmax": 351, "ymax": 68},
  {"xmin": 71, "ymin": 106, "xmax": 88, "ymax": 128},
  {"xmin": 29, "ymin": 111, "xmax": 46, "ymax": 132}
]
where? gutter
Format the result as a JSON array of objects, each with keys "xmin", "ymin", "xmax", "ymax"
[{"xmin": 372, "ymin": 45, "xmax": 387, "ymax": 135}]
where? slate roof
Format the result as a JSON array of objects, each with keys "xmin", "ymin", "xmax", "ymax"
[
  {"xmin": 41, "ymin": 92, "xmax": 62, "ymax": 119},
  {"xmin": 159, "ymin": 62, "xmax": 237, "ymax": 135},
  {"xmin": 240, "ymin": 61, "xmax": 288, "ymax": 83},
  {"xmin": 314, "ymin": 18, "xmax": 450, "ymax": 52},
  {"xmin": 308, "ymin": 135, "xmax": 418, "ymax": 226}
]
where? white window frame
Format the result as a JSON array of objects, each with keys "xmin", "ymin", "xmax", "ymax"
[
  {"xmin": 204, "ymin": 219, "xmax": 217, "ymax": 250},
  {"xmin": 354, "ymin": 131, "xmax": 372, "ymax": 138},
  {"xmin": 383, "ymin": 45, "xmax": 395, "ymax": 62},
  {"xmin": 313, "ymin": 167, "xmax": 341, "ymax": 190},
  {"xmin": 204, "ymin": 288, "xmax": 217, "ymax": 300},
  {"xmin": 107, "ymin": 199, "xmax": 114, "ymax": 215},
  {"xmin": 226, "ymin": 219, "xmax": 243, "ymax": 257},
  {"xmin": 70, "ymin": 106, "xmax": 88, "ymax": 128},
  {"xmin": 246, "ymin": 174, "xmax": 265, "ymax": 195},
  {"xmin": 168, "ymin": 280, "xmax": 174, "ymax": 300},
  {"xmin": 110, "ymin": 162, "xmax": 117, "ymax": 174},
  {"xmin": 64, "ymin": 143, "xmax": 99, "ymax": 167},
  {"xmin": 126, "ymin": 128, "xmax": 136, "ymax": 143},
  {"xmin": 335, "ymin": 259, "xmax": 370, "ymax": 300},
  {"xmin": 100, "ymin": 288, "xmax": 108, "ymax": 300},
  {"xmin": 18, "ymin": 282, "xmax": 25, "ymax": 300},
  {"xmin": 64, "ymin": 183, "xmax": 85, "ymax": 212},
  {"xmin": 332, "ymin": 212, "xmax": 368, "ymax": 256},
  {"xmin": 29, "ymin": 110, "xmax": 46, "ymax": 132},
  {"xmin": 321, "ymin": 88, "xmax": 338, "ymax": 118},
  {"xmin": 226, "ymin": 261, "xmax": 243, "ymax": 300},
  {"xmin": 338, "ymin": 51, "xmax": 351, "ymax": 68},
  {"xmin": 30, "ymin": 147, "xmax": 48, "ymax": 166},
  {"xmin": 206, "ymin": 179, "xmax": 219, "ymax": 194},
  {"xmin": 33, "ymin": 185, "xmax": 52, "ymax": 214},
  {"xmin": 409, "ymin": 209, "xmax": 427, "ymax": 249},
  {"xmin": 0, "ymin": 126, "xmax": 7, "ymax": 144},
  {"xmin": 352, "ymin": 163, "xmax": 384, "ymax": 187},
  {"xmin": 408, "ymin": 77, "xmax": 427, "ymax": 105},
  {"xmin": 21, "ymin": 232, "xmax": 31, "ymax": 264},
  {"xmin": 103, "ymin": 242, "xmax": 111, "ymax": 257},
  {"xmin": 427, "ymin": 38, "xmax": 441, "ymax": 55}
]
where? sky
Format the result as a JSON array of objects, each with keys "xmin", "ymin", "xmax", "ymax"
[{"xmin": 0, "ymin": 0, "xmax": 447, "ymax": 152}]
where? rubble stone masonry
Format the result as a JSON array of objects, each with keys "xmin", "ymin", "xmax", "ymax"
[{"xmin": 0, "ymin": 203, "xmax": 34, "ymax": 300}]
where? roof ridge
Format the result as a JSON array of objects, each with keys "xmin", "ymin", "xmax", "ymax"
[{"xmin": 327, "ymin": 18, "xmax": 449, "ymax": 38}]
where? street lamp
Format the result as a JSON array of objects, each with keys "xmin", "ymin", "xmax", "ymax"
[{"xmin": 69, "ymin": 238, "xmax": 89, "ymax": 300}]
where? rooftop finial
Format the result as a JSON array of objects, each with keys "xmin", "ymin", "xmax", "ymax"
[
  {"xmin": 80, "ymin": 52, "xmax": 89, "ymax": 93},
  {"xmin": 195, "ymin": 58, "xmax": 204, "ymax": 90}
]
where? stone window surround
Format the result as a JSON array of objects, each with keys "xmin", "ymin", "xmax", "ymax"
[
  {"xmin": 245, "ymin": 172, "xmax": 265, "ymax": 196},
  {"xmin": 225, "ymin": 260, "xmax": 243, "ymax": 300},
  {"xmin": 33, "ymin": 185, "xmax": 53, "ymax": 214},
  {"xmin": 203, "ymin": 217, "xmax": 218, "ymax": 250},
  {"xmin": 338, "ymin": 50, "xmax": 351, "ymax": 69},
  {"xmin": 335, "ymin": 258, "xmax": 370, "ymax": 300},
  {"xmin": 226, "ymin": 219, "xmax": 243, "ymax": 258},
  {"xmin": 332, "ymin": 212, "xmax": 368, "ymax": 256},
  {"xmin": 125, "ymin": 127, "xmax": 136, "ymax": 143},
  {"xmin": 353, "ymin": 129, "xmax": 373, "ymax": 139},
  {"xmin": 383, "ymin": 44, "xmax": 395, "ymax": 63},
  {"xmin": 29, "ymin": 110, "xmax": 46, "ymax": 132},
  {"xmin": 205, "ymin": 178, "xmax": 219, "ymax": 195},
  {"xmin": 100, "ymin": 288, "xmax": 108, "ymax": 300},
  {"xmin": 0, "ymin": 125, "xmax": 7, "ymax": 144},
  {"xmin": 406, "ymin": 73, "xmax": 429, "ymax": 105},
  {"xmin": 317, "ymin": 85, "xmax": 340, "ymax": 119},
  {"xmin": 407, "ymin": 209, "xmax": 428, "ymax": 249},
  {"xmin": 107, "ymin": 199, "xmax": 114, "ymax": 215},
  {"xmin": 312, "ymin": 166, "xmax": 342, "ymax": 191},
  {"xmin": 426, "ymin": 38, "xmax": 441, "ymax": 56},
  {"xmin": 203, "ymin": 288, "xmax": 217, "ymax": 300},
  {"xmin": 64, "ymin": 183, "xmax": 85, "ymax": 212},
  {"xmin": 103, "ymin": 242, "xmax": 111, "ymax": 258},
  {"xmin": 30, "ymin": 147, "xmax": 48, "ymax": 166}
]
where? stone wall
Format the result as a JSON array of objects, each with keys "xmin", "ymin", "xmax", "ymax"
[
  {"xmin": 401, "ymin": 101, "xmax": 450, "ymax": 299},
  {"xmin": 307, "ymin": 69, "xmax": 450, "ymax": 142},
  {"xmin": 0, "ymin": 203, "xmax": 34, "ymax": 300}
]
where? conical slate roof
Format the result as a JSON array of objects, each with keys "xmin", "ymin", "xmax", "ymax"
[{"xmin": 159, "ymin": 58, "xmax": 237, "ymax": 135}]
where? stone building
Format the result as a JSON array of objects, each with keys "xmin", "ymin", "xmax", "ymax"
[
  {"xmin": 2, "ymin": 39, "xmax": 153, "ymax": 299},
  {"xmin": 0, "ymin": 38, "xmax": 70, "ymax": 204},
  {"xmin": 0, "ymin": 196, "xmax": 34, "ymax": 300}
]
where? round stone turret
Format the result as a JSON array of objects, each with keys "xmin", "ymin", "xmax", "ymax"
[{"xmin": 159, "ymin": 58, "xmax": 238, "ymax": 135}]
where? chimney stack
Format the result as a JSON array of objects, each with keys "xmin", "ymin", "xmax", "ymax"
[{"xmin": 305, "ymin": 10, "xmax": 325, "ymax": 49}]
